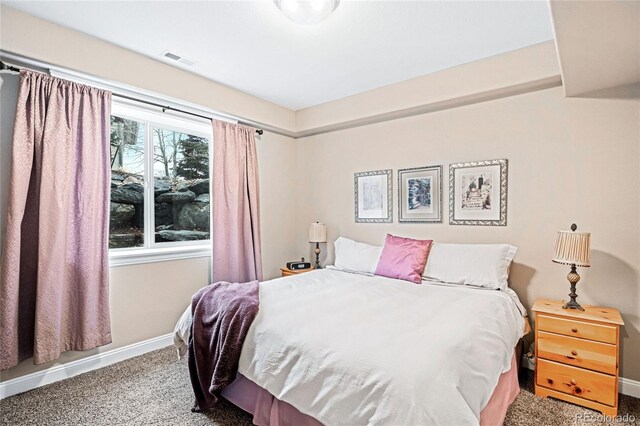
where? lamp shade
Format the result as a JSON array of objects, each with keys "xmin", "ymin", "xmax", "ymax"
[
  {"xmin": 552, "ymin": 229, "xmax": 591, "ymax": 267},
  {"xmin": 309, "ymin": 222, "xmax": 327, "ymax": 243}
]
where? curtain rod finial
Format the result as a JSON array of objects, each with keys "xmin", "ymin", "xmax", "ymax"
[{"xmin": 0, "ymin": 61, "xmax": 20, "ymax": 73}]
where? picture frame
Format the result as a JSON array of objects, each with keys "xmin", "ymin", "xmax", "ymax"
[
  {"xmin": 354, "ymin": 169, "xmax": 392, "ymax": 223},
  {"xmin": 449, "ymin": 159, "xmax": 508, "ymax": 226},
  {"xmin": 398, "ymin": 165, "xmax": 442, "ymax": 223}
]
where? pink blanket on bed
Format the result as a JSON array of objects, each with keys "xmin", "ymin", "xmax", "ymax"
[{"xmin": 188, "ymin": 280, "xmax": 260, "ymax": 412}]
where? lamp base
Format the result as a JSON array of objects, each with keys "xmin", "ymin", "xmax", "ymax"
[
  {"xmin": 314, "ymin": 242, "xmax": 322, "ymax": 269},
  {"xmin": 562, "ymin": 299, "xmax": 584, "ymax": 311},
  {"xmin": 561, "ymin": 264, "xmax": 584, "ymax": 311}
]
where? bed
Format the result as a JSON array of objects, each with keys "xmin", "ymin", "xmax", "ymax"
[{"xmin": 175, "ymin": 263, "xmax": 528, "ymax": 426}]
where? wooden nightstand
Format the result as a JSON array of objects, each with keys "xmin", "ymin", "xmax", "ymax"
[
  {"xmin": 532, "ymin": 299, "xmax": 624, "ymax": 416},
  {"xmin": 280, "ymin": 267, "xmax": 314, "ymax": 277}
]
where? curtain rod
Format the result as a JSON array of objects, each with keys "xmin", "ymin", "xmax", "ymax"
[{"xmin": 0, "ymin": 60, "xmax": 264, "ymax": 135}]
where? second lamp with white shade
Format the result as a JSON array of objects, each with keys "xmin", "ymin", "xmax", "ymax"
[
  {"xmin": 309, "ymin": 222, "xmax": 327, "ymax": 269},
  {"xmin": 552, "ymin": 223, "xmax": 591, "ymax": 311}
]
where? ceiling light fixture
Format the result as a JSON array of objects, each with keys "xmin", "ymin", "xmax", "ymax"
[{"xmin": 274, "ymin": 0, "xmax": 340, "ymax": 25}]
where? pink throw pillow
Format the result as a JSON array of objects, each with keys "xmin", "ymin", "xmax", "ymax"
[{"xmin": 374, "ymin": 234, "xmax": 433, "ymax": 284}]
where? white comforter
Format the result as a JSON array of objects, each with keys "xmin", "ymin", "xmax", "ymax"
[{"xmin": 237, "ymin": 268, "xmax": 525, "ymax": 426}]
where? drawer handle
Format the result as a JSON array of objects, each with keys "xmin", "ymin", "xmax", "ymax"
[
  {"xmin": 571, "ymin": 327, "xmax": 578, "ymax": 332},
  {"xmin": 570, "ymin": 378, "xmax": 577, "ymax": 385},
  {"xmin": 571, "ymin": 350, "xmax": 578, "ymax": 356},
  {"xmin": 574, "ymin": 387, "xmax": 582, "ymax": 395}
]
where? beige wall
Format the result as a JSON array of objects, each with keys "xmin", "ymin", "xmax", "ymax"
[
  {"xmin": 256, "ymin": 132, "xmax": 301, "ymax": 280},
  {"xmin": 295, "ymin": 86, "xmax": 640, "ymax": 381}
]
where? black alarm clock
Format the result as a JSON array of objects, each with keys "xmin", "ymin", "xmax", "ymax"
[{"xmin": 287, "ymin": 257, "xmax": 311, "ymax": 270}]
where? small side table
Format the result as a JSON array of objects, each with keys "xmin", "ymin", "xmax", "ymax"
[
  {"xmin": 280, "ymin": 267, "xmax": 314, "ymax": 277},
  {"xmin": 532, "ymin": 298, "xmax": 623, "ymax": 416}
]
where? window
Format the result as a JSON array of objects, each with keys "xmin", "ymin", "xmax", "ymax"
[{"xmin": 109, "ymin": 101, "xmax": 212, "ymax": 264}]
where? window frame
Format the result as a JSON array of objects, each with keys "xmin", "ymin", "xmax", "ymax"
[{"xmin": 109, "ymin": 100, "xmax": 213, "ymax": 267}]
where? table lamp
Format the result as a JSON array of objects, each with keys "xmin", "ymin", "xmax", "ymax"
[
  {"xmin": 309, "ymin": 222, "xmax": 327, "ymax": 269},
  {"xmin": 552, "ymin": 223, "xmax": 591, "ymax": 311}
]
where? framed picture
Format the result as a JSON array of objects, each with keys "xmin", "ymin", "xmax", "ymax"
[
  {"xmin": 354, "ymin": 169, "xmax": 392, "ymax": 223},
  {"xmin": 449, "ymin": 159, "xmax": 508, "ymax": 226},
  {"xmin": 398, "ymin": 165, "xmax": 442, "ymax": 223}
]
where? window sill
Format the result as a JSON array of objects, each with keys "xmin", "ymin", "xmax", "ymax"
[{"xmin": 109, "ymin": 245, "xmax": 211, "ymax": 267}]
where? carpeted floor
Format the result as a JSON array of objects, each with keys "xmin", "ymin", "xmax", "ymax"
[{"xmin": 1, "ymin": 347, "xmax": 638, "ymax": 425}]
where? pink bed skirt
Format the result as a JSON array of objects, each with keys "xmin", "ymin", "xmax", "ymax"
[{"xmin": 221, "ymin": 353, "xmax": 520, "ymax": 426}]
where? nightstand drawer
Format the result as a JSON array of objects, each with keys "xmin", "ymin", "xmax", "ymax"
[
  {"xmin": 538, "ymin": 315, "xmax": 617, "ymax": 344},
  {"xmin": 537, "ymin": 331, "xmax": 617, "ymax": 375},
  {"xmin": 537, "ymin": 359, "xmax": 616, "ymax": 406}
]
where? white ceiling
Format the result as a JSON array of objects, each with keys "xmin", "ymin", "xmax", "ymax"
[{"xmin": 4, "ymin": 1, "xmax": 554, "ymax": 110}]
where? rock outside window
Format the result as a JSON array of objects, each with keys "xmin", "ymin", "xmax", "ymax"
[{"xmin": 109, "ymin": 101, "xmax": 212, "ymax": 253}]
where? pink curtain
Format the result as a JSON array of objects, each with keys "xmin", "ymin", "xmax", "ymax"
[
  {"xmin": 0, "ymin": 71, "xmax": 112, "ymax": 370},
  {"xmin": 212, "ymin": 120, "xmax": 263, "ymax": 283}
]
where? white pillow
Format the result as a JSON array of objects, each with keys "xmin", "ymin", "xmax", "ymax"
[
  {"xmin": 334, "ymin": 237, "xmax": 383, "ymax": 274},
  {"xmin": 422, "ymin": 243, "xmax": 517, "ymax": 290}
]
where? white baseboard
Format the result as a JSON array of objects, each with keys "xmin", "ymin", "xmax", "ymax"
[
  {"xmin": 619, "ymin": 377, "xmax": 640, "ymax": 399},
  {"xmin": 522, "ymin": 357, "xmax": 640, "ymax": 398},
  {"xmin": 0, "ymin": 333, "xmax": 173, "ymax": 399}
]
